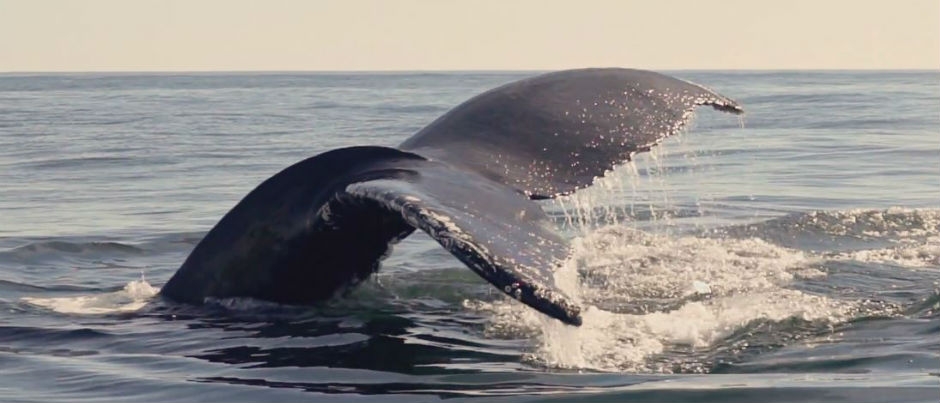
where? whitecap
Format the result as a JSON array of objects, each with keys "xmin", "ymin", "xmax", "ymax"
[{"xmin": 21, "ymin": 279, "xmax": 159, "ymax": 314}]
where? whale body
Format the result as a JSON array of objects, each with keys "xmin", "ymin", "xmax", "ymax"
[{"xmin": 159, "ymin": 68, "xmax": 743, "ymax": 326}]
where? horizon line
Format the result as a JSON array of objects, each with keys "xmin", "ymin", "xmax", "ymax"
[{"xmin": 2, "ymin": 67, "xmax": 938, "ymax": 75}]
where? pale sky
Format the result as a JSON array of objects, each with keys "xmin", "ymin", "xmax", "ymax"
[{"xmin": 1, "ymin": 0, "xmax": 937, "ymax": 72}]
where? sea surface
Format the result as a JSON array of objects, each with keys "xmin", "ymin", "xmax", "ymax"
[{"xmin": 0, "ymin": 71, "xmax": 937, "ymax": 402}]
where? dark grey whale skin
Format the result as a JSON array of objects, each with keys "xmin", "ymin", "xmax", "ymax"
[
  {"xmin": 159, "ymin": 68, "xmax": 743, "ymax": 326},
  {"xmin": 401, "ymin": 68, "xmax": 743, "ymax": 199}
]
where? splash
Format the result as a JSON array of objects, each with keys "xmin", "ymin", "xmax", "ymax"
[
  {"xmin": 467, "ymin": 227, "xmax": 848, "ymax": 372},
  {"xmin": 22, "ymin": 278, "xmax": 159, "ymax": 314},
  {"xmin": 466, "ymin": 139, "xmax": 863, "ymax": 373},
  {"xmin": 470, "ymin": 207, "xmax": 940, "ymax": 372},
  {"xmin": 547, "ymin": 141, "xmax": 685, "ymax": 234}
]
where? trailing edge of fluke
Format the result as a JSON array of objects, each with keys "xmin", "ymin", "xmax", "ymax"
[{"xmin": 159, "ymin": 68, "xmax": 744, "ymax": 326}]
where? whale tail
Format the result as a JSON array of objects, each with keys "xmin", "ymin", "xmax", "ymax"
[
  {"xmin": 160, "ymin": 146, "xmax": 580, "ymax": 324},
  {"xmin": 160, "ymin": 68, "xmax": 743, "ymax": 326}
]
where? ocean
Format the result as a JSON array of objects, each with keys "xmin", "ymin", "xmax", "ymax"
[{"xmin": 0, "ymin": 70, "xmax": 937, "ymax": 402}]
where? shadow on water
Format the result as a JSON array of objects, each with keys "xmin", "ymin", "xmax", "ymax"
[
  {"xmin": 189, "ymin": 319, "xmax": 516, "ymax": 374},
  {"xmin": 137, "ymin": 283, "xmax": 522, "ymax": 374}
]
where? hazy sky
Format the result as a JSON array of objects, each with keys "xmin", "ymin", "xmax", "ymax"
[{"xmin": 1, "ymin": 0, "xmax": 937, "ymax": 72}]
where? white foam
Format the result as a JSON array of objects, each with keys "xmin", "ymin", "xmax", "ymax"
[
  {"xmin": 542, "ymin": 290, "xmax": 845, "ymax": 372},
  {"xmin": 830, "ymin": 236, "xmax": 940, "ymax": 268},
  {"xmin": 814, "ymin": 208, "xmax": 940, "ymax": 268},
  {"xmin": 202, "ymin": 296, "xmax": 286, "ymax": 310},
  {"xmin": 568, "ymin": 226, "xmax": 824, "ymax": 303},
  {"xmin": 22, "ymin": 279, "xmax": 159, "ymax": 314},
  {"xmin": 466, "ymin": 226, "xmax": 848, "ymax": 373},
  {"xmin": 800, "ymin": 208, "xmax": 940, "ymax": 239}
]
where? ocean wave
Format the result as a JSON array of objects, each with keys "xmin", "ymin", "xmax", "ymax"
[
  {"xmin": 827, "ymin": 236, "xmax": 940, "ymax": 268},
  {"xmin": 0, "ymin": 325, "xmax": 112, "ymax": 343},
  {"xmin": 716, "ymin": 208, "xmax": 940, "ymax": 269},
  {"xmin": 0, "ymin": 240, "xmax": 145, "ymax": 261},
  {"xmin": 719, "ymin": 208, "xmax": 940, "ymax": 241},
  {"xmin": 0, "ymin": 278, "xmax": 49, "ymax": 292}
]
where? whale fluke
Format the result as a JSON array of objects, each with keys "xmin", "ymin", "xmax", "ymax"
[
  {"xmin": 160, "ymin": 68, "xmax": 743, "ymax": 326},
  {"xmin": 401, "ymin": 68, "xmax": 743, "ymax": 199}
]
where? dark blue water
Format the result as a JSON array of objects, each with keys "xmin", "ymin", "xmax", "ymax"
[{"xmin": 1, "ymin": 71, "xmax": 938, "ymax": 402}]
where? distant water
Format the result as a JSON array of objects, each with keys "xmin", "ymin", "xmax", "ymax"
[{"xmin": 1, "ymin": 71, "xmax": 938, "ymax": 402}]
